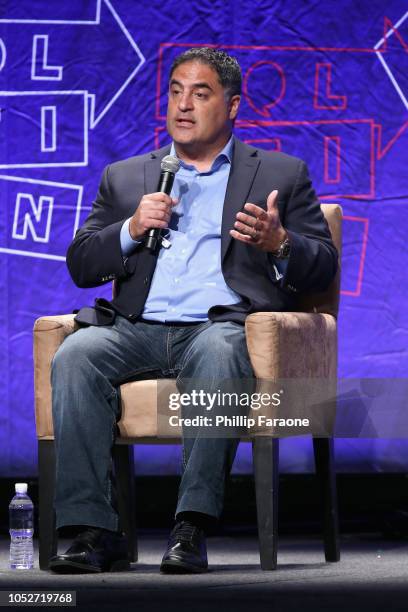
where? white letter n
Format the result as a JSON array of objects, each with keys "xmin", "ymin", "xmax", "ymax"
[{"xmin": 12, "ymin": 193, "xmax": 54, "ymax": 243}]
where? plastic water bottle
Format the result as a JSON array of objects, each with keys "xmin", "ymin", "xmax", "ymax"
[{"xmin": 9, "ymin": 483, "xmax": 34, "ymax": 569}]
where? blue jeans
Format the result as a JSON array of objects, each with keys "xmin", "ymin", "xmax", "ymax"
[{"xmin": 51, "ymin": 316, "xmax": 254, "ymax": 531}]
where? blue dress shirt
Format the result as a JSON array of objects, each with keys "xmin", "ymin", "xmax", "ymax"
[{"xmin": 120, "ymin": 137, "xmax": 288, "ymax": 322}]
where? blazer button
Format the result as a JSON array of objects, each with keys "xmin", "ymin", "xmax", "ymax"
[{"xmin": 144, "ymin": 276, "xmax": 149, "ymax": 285}]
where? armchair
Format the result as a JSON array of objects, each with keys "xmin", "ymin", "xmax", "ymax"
[{"xmin": 33, "ymin": 204, "xmax": 342, "ymax": 571}]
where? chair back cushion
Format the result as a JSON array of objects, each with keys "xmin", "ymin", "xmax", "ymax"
[{"xmin": 297, "ymin": 204, "xmax": 342, "ymax": 318}]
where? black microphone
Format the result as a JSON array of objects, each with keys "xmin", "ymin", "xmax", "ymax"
[{"xmin": 145, "ymin": 155, "xmax": 180, "ymax": 251}]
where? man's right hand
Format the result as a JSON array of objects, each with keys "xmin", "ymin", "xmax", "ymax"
[{"xmin": 129, "ymin": 193, "xmax": 178, "ymax": 240}]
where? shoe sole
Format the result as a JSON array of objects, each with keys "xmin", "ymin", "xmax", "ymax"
[
  {"xmin": 49, "ymin": 559, "xmax": 130, "ymax": 574},
  {"xmin": 160, "ymin": 559, "xmax": 208, "ymax": 574}
]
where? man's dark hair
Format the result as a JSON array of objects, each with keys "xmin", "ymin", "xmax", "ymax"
[{"xmin": 170, "ymin": 47, "xmax": 242, "ymax": 98}]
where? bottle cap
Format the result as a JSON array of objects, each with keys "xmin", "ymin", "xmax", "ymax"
[{"xmin": 15, "ymin": 483, "xmax": 28, "ymax": 494}]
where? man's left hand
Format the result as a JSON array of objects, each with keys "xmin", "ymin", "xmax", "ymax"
[{"xmin": 230, "ymin": 190, "xmax": 288, "ymax": 252}]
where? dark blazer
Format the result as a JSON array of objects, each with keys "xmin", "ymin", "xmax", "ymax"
[{"xmin": 68, "ymin": 137, "xmax": 338, "ymax": 326}]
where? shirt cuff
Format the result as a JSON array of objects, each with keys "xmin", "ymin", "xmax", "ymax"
[{"xmin": 120, "ymin": 217, "xmax": 141, "ymax": 257}]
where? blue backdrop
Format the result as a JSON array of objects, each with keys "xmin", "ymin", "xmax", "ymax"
[{"xmin": 1, "ymin": 0, "xmax": 407, "ymax": 476}]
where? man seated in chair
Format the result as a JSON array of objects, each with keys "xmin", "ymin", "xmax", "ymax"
[{"xmin": 49, "ymin": 47, "xmax": 338, "ymax": 574}]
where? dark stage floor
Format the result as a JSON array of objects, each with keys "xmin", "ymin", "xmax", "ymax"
[{"xmin": 0, "ymin": 532, "xmax": 407, "ymax": 611}]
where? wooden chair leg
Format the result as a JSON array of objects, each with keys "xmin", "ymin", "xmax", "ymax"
[
  {"xmin": 313, "ymin": 437, "xmax": 340, "ymax": 562},
  {"xmin": 38, "ymin": 439, "xmax": 57, "ymax": 570},
  {"xmin": 113, "ymin": 444, "xmax": 137, "ymax": 562},
  {"xmin": 252, "ymin": 436, "xmax": 279, "ymax": 570}
]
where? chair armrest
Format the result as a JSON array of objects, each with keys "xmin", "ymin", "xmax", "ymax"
[
  {"xmin": 33, "ymin": 314, "xmax": 78, "ymax": 439},
  {"xmin": 245, "ymin": 312, "xmax": 338, "ymax": 437},
  {"xmin": 245, "ymin": 311, "xmax": 337, "ymax": 379}
]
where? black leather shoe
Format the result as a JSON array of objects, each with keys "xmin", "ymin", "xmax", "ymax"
[
  {"xmin": 160, "ymin": 521, "xmax": 208, "ymax": 574},
  {"xmin": 49, "ymin": 527, "xmax": 130, "ymax": 573}
]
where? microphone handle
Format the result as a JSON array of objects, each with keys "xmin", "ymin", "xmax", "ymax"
[{"xmin": 145, "ymin": 171, "xmax": 176, "ymax": 251}]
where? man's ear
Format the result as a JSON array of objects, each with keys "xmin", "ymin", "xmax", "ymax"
[{"xmin": 229, "ymin": 95, "xmax": 241, "ymax": 120}]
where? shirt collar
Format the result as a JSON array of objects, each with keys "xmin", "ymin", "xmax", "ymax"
[{"xmin": 169, "ymin": 135, "xmax": 234, "ymax": 173}]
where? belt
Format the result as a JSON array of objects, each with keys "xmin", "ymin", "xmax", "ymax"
[{"xmin": 138, "ymin": 318, "xmax": 205, "ymax": 327}]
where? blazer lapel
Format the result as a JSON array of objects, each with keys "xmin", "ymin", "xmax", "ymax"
[
  {"xmin": 144, "ymin": 145, "xmax": 172, "ymax": 194},
  {"xmin": 144, "ymin": 139, "xmax": 260, "ymax": 262},
  {"xmin": 221, "ymin": 138, "xmax": 260, "ymax": 262}
]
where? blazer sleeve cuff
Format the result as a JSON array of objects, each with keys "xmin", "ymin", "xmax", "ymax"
[{"xmin": 67, "ymin": 219, "xmax": 134, "ymax": 287}]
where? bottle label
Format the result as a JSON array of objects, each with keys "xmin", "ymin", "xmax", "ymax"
[{"xmin": 9, "ymin": 507, "xmax": 33, "ymax": 530}]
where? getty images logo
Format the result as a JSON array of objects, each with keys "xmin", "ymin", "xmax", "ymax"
[{"xmin": 168, "ymin": 389, "xmax": 283, "ymax": 411}]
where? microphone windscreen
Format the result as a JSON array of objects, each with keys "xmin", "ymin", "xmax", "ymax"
[{"xmin": 161, "ymin": 155, "xmax": 180, "ymax": 174}]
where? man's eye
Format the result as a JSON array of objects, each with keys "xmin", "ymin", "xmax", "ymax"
[{"xmin": 195, "ymin": 92, "xmax": 206, "ymax": 99}]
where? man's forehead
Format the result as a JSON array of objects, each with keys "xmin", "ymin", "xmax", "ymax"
[{"xmin": 170, "ymin": 60, "xmax": 220, "ymax": 86}]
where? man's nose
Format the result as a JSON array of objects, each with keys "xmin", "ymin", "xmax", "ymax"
[{"xmin": 177, "ymin": 92, "xmax": 193, "ymax": 111}]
